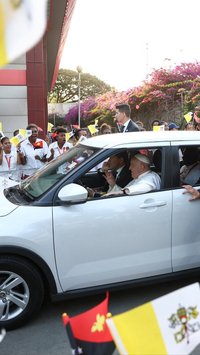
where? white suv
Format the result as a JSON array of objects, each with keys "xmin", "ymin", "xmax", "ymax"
[{"xmin": 1, "ymin": 131, "xmax": 200, "ymax": 329}]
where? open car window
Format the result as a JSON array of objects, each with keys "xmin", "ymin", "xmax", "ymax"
[
  {"xmin": 179, "ymin": 145, "xmax": 200, "ymax": 187},
  {"xmin": 76, "ymin": 147, "xmax": 164, "ymax": 199}
]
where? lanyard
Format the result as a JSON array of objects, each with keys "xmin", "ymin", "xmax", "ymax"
[
  {"xmin": 57, "ymin": 147, "xmax": 63, "ymax": 155},
  {"xmin": 5, "ymin": 155, "xmax": 12, "ymax": 170},
  {"xmin": 57, "ymin": 146, "xmax": 67, "ymax": 155}
]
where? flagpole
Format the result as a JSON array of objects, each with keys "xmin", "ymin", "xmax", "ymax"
[{"xmin": 62, "ymin": 313, "xmax": 81, "ymax": 355}]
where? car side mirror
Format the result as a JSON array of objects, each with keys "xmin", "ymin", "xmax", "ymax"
[{"xmin": 58, "ymin": 183, "xmax": 88, "ymax": 204}]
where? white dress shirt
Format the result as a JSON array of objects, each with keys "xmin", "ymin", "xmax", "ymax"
[
  {"xmin": 108, "ymin": 170, "xmax": 161, "ymax": 195},
  {"xmin": 0, "ymin": 150, "xmax": 19, "ymax": 180},
  {"xmin": 125, "ymin": 171, "xmax": 161, "ymax": 194},
  {"xmin": 107, "ymin": 166, "xmax": 124, "ymax": 193},
  {"xmin": 47, "ymin": 141, "xmax": 72, "ymax": 159},
  {"xmin": 21, "ymin": 138, "xmax": 48, "ymax": 176},
  {"xmin": 121, "ymin": 119, "xmax": 131, "ymax": 132}
]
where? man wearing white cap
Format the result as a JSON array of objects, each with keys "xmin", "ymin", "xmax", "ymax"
[{"xmin": 105, "ymin": 153, "xmax": 161, "ymax": 195}]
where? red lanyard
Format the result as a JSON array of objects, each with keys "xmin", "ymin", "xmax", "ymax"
[
  {"xmin": 5, "ymin": 155, "xmax": 11, "ymax": 169},
  {"xmin": 57, "ymin": 147, "xmax": 62, "ymax": 155},
  {"xmin": 58, "ymin": 146, "xmax": 67, "ymax": 155}
]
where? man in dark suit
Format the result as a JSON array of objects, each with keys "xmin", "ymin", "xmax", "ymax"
[
  {"xmin": 88, "ymin": 151, "xmax": 132, "ymax": 197},
  {"xmin": 103, "ymin": 151, "xmax": 132, "ymax": 192},
  {"xmin": 115, "ymin": 103, "xmax": 139, "ymax": 132}
]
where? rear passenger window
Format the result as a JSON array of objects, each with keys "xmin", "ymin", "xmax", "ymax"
[{"xmin": 179, "ymin": 145, "xmax": 200, "ymax": 186}]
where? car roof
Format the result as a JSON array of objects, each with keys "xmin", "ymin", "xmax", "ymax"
[{"xmin": 81, "ymin": 131, "xmax": 200, "ymax": 149}]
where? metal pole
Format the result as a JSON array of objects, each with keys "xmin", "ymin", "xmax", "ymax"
[
  {"xmin": 78, "ymin": 72, "xmax": 81, "ymax": 127},
  {"xmin": 53, "ymin": 110, "xmax": 56, "ymax": 127},
  {"xmin": 76, "ymin": 66, "xmax": 82, "ymax": 128}
]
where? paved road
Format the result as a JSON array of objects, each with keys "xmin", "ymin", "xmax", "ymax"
[{"xmin": 1, "ymin": 277, "xmax": 200, "ymax": 355}]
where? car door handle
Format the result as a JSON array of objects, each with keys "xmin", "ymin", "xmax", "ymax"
[{"xmin": 139, "ymin": 201, "xmax": 167, "ymax": 208}]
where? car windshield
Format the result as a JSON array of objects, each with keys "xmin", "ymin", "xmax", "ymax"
[{"xmin": 20, "ymin": 144, "xmax": 100, "ymax": 198}]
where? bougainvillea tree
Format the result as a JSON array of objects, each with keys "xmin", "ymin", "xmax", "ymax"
[{"xmin": 64, "ymin": 62, "xmax": 200, "ymax": 129}]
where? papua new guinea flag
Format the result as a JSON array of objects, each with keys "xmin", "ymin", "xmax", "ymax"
[
  {"xmin": 62, "ymin": 292, "xmax": 115, "ymax": 355},
  {"xmin": 33, "ymin": 141, "xmax": 43, "ymax": 149}
]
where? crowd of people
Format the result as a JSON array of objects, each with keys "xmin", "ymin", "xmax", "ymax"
[{"xmin": 0, "ymin": 103, "xmax": 199, "ymax": 185}]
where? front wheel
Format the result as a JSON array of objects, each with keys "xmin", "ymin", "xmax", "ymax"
[{"xmin": 0, "ymin": 256, "xmax": 44, "ymax": 330}]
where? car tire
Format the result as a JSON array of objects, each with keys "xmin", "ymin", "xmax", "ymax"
[{"xmin": 0, "ymin": 255, "xmax": 44, "ymax": 330}]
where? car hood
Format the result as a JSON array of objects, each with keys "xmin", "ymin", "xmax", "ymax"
[{"xmin": 0, "ymin": 178, "xmax": 19, "ymax": 217}]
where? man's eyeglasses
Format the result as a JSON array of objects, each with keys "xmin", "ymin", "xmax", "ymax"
[{"xmin": 32, "ymin": 130, "xmax": 38, "ymax": 133}]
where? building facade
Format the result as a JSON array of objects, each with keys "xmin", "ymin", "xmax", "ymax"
[{"xmin": 0, "ymin": 0, "xmax": 76, "ymax": 137}]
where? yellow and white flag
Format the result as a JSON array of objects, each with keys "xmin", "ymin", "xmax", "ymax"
[
  {"xmin": 10, "ymin": 129, "xmax": 31, "ymax": 146},
  {"xmin": 184, "ymin": 112, "xmax": 193, "ymax": 123},
  {"xmin": 65, "ymin": 131, "xmax": 74, "ymax": 141},
  {"xmin": 153, "ymin": 124, "xmax": 165, "ymax": 132},
  {"xmin": 0, "ymin": 0, "xmax": 48, "ymax": 66},
  {"xmin": 88, "ymin": 124, "xmax": 98, "ymax": 135},
  {"xmin": 47, "ymin": 122, "xmax": 54, "ymax": 132},
  {"xmin": 0, "ymin": 122, "xmax": 3, "ymax": 131},
  {"xmin": 19, "ymin": 129, "xmax": 32, "ymax": 137},
  {"xmin": 107, "ymin": 283, "xmax": 200, "ymax": 355}
]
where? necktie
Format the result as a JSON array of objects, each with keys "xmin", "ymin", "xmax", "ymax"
[{"xmin": 120, "ymin": 125, "xmax": 125, "ymax": 132}]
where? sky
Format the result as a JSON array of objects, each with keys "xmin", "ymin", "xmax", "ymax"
[{"xmin": 60, "ymin": 0, "xmax": 200, "ymax": 91}]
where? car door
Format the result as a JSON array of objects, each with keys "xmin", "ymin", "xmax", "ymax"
[
  {"xmin": 53, "ymin": 144, "xmax": 172, "ymax": 292},
  {"xmin": 172, "ymin": 142, "xmax": 200, "ymax": 271}
]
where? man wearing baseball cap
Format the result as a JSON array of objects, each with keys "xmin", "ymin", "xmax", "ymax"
[{"xmin": 168, "ymin": 123, "xmax": 179, "ymax": 130}]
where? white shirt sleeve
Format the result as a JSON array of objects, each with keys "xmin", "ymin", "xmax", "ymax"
[
  {"xmin": 125, "ymin": 171, "xmax": 160, "ymax": 195},
  {"xmin": 125, "ymin": 181, "xmax": 155, "ymax": 195},
  {"xmin": 107, "ymin": 184, "xmax": 122, "ymax": 193}
]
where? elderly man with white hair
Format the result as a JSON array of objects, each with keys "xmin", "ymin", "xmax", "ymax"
[{"xmin": 104, "ymin": 153, "xmax": 161, "ymax": 196}]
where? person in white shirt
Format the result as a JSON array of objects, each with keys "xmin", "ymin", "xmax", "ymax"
[
  {"xmin": 0, "ymin": 136, "xmax": 25, "ymax": 181},
  {"xmin": 47, "ymin": 128, "xmax": 72, "ymax": 161},
  {"xmin": 104, "ymin": 153, "xmax": 161, "ymax": 196},
  {"xmin": 20, "ymin": 123, "xmax": 48, "ymax": 178}
]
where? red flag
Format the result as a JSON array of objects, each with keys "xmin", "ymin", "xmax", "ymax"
[
  {"xmin": 62, "ymin": 293, "xmax": 115, "ymax": 355},
  {"xmin": 33, "ymin": 141, "xmax": 43, "ymax": 149}
]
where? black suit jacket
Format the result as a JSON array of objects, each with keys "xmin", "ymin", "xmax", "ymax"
[
  {"xmin": 125, "ymin": 120, "xmax": 139, "ymax": 132},
  {"xmin": 102, "ymin": 165, "xmax": 132, "ymax": 192},
  {"xmin": 115, "ymin": 165, "xmax": 132, "ymax": 188}
]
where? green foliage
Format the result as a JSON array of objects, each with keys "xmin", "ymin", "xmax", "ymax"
[
  {"xmin": 48, "ymin": 114, "xmax": 65, "ymax": 127},
  {"xmin": 65, "ymin": 62, "xmax": 200, "ymax": 128},
  {"xmin": 48, "ymin": 69, "xmax": 112, "ymax": 103}
]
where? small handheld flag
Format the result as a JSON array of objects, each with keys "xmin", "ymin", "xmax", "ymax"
[
  {"xmin": 106, "ymin": 283, "xmax": 200, "ymax": 355},
  {"xmin": 184, "ymin": 112, "xmax": 193, "ymax": 123},
  {"xmin": 48, "ymin": 122, "xmax": 54, "ymax": 132},
  {"xmin": 0, "ymin": 0, "xmax": 48, "ymax": 66},
  {"xmin": 153, "ymin": 125, "xmax": 165, "ymax": 132},
  {"xmin": 88, "ymin": 125, "xmax": 98, "ymax": 135},
  {"xmin": 33, "ymin": 141, "xmax": 43, "ymax": 149},
  {"xmin": 62, "ymin": 293, "xmax": 115, "ymax": 355}
]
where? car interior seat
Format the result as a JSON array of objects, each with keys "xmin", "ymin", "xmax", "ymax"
[{"xmin": 152, "ymin": 149, "xmax": 162, "ymax": 176}]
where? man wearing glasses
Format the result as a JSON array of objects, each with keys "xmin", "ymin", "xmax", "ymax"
[
  {"xmin": 115, "ymin": 103, "xmax": 139, "ymax": 133},
  {"xmin": 20, "ymin": 123, "xmax": 49, "ymax": 178}
]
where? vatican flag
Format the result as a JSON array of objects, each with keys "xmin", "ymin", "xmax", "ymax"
[
  {"xmin": 184, "ymin": 112, "xmax": 193, "ymax": 123},
  {"xmin": 153, "ymin": 124, "xmax": 165, "ymax": 132},
  {"xmin": 107, "ymin": 283, "xmax": 200, "ymax": 355},
  {"xmin": 88, "ymin": 124, "xmax": 98, "ymax": 135},
  {"xmin": 0, "ymin": 0, "xmax": 48, "ymax": 66}
]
